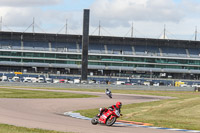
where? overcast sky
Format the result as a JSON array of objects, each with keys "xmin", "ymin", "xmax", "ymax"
[{"xmin": 0, "ymin": 0, "xmax": 200, "ymax": 40}]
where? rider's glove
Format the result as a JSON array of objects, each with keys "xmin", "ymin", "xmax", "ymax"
[
  {"xmin": 120, "ymin": 114, "xmax": 123, "ymax": 116},
  {"xmin": 108, "ymin": 108, "xmax": 113, "ymax": 111}
]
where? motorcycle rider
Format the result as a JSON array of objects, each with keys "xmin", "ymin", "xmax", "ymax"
[
  {"xmin": 105, "ymin": 88, "xmax": 111, "ymax": 94},
  {"xmin": 97, "ymin": 102, "xmax": 122, "ymax": 117},
  {"xmin": 105, "ymin": 88, "xmax": 112, "ymax": 98}
]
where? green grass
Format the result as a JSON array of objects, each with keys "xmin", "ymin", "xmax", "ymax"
[
  {"xmin": 2, "ymin": 86, "xmax": 200, "ymax": 130},
  {"xmin": 0, "ymin": 123, "xmax": 71, "ymax": 133},
  {"xmin": 0, "ymin": 87, "xmax": 95, "ymax": 133},
  {"xmin": 75, "ymin": 90, "xmax": 200, "ymax": 131},
  {"xmin": 0, "ymin": 88, "xmax": 97, "ymax": 98},
  {"xmin": 0, "ymin": 86, "xmax": 105, "ymax": 92}
]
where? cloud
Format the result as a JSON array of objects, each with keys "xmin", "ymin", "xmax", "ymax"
[
  {"xmin": 181, "ymin": 0, "xmax": 200, "ymax": 16},
  {"xmin": 0, "ymin": 0, "xmax": 82, "ymax": 33},
  {"xmin": 0, "ymin": 1, "xmax": 84, "ymax": 33},
  {"xmin": 0, "ymin": 0, "xmax": 63, "ymax": 7},
  {"xmin": 90, "ymin": 0, "xmax": 185, "ymax": 27},
  {"xmin": 0, "ymin": 0, "xmax": 200, "ymax": 40}
]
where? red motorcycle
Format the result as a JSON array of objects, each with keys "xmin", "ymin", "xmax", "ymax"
[{"xmin": 91, "ymin": 108, "xmax": 121, "ymax": 126}]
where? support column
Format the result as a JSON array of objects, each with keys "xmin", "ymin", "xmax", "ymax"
[
  {"xmin": 48, "ymin": 42, "xmax": 52, "ymax": 51},
  {"xmin": 81, "ymin": 9, "xmax": 90, "ymax": 82},
  {"xmin": 21, "ymin": 34, "xmax": 24, "ymax": 50}
]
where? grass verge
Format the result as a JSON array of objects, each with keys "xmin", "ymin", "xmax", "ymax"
[
  {"xmin": 0, "ymin": 123, "xmax": 71, "ymax": 133},
  {"xmin": 0, "ymin": 86, "xmax": 105, "ymax": 92},
  {"xmin": 1, "ymin": 86, "xmax": 200, "ymax": 130},
  {"xmin": 0, "ymin": 87, "xmax": 95, "ymax": 133},
  {"xmin": 0, "ymin": 87, "xmax": 97, "ymax": 98},
  {"xmin": 75, "ymin": 90, "xmax": 200, "ymax": 130}
]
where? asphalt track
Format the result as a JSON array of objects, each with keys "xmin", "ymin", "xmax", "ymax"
[{"xmin": 0, "ymin": 88, "xmax": 190, "ymax": 133}]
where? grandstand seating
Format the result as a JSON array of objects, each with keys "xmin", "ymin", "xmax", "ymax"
[
  {"xmin": 106, "ymin": 44, "xmax": 133, "ymax": 55},
  {"xmin": 22, "ymin": 41, "xmax": 49, "ymax": 51},
  {"xmin": 89, "ymin": 44, "xmax": 105, "ymax": 54},
  {"xmin": 51, "ymin": 42, "xmax": 77, "ymax": 52},
  {"xmin": 1, "ymin": 39, "xmax": 200, "ymax": 59},
  {"xmin": 0, "ymin": 40, "xmax": 21, "ymax": 50},
  {"xmin": 161, "ymin": 47, "xmax": 186, "ymax": 57},
  {"xmin": 188, "ymin": 48, "xmax": 200, "ymax": 58},
  {"xmin": 134, "ymin": 45, "xmax": 160, "ymax": 56}
]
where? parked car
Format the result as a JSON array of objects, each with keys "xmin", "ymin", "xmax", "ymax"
[
  {"xmin": 46, "ymin": 78, "xmax": 53, "ymax": 83},
  {"xmin": 74, "ymin": 79, "xmax": 80, "ymax": 84},
  {"xmin": 180, "ymin": 84, "xmax": 190, "ymax": 87},
  {"xmin": 125, "ymin": 82, "xmax": 132, "ymax": 85},
  {"xmin": 115, "ymin": 81, "xmax": 125, "ymax": 85},
  {"xmin": 192, "ymin": 83, "xmax": 200, "ymax": 88},
  {"xmin": 131, "ymin": 83, "xmax": 137, "ymax": 85},
  {"xmin": 53, "ymin": 79, "xmax": 60, "ymax": 83},
  {"xmin": 59, "ymin": 79, "xmax": 65, "ymax": 83},
  {"xmin": 153, "ymin": 83, "xmax": 159, "ymax": 86},
  {"xmin": 23, "ymin": 77, "xmax": 32, "ymax": 83}
]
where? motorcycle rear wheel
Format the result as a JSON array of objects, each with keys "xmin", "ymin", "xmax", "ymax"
[
  {"xmin": 106, "ymin": 116, "xmax": 116, "ymax": 126},
  {"xmin": 91, "ymin": 116, "xmax": 98, "ymax": 125}
]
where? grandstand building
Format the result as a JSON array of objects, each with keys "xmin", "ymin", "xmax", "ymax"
[{"xmin": 0, "ymin": 31, "xmax": 200, "ymax": 79}]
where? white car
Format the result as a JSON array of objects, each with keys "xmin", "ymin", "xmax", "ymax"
[
  {"xmin": 180, "ymin": 84, "xmax": 190, "ymax": 87},
  {"xmin": 74, "ymin": 79, "xmax": 80, "ymax": 84},
  {"xmin": 23, "ymin": 77, "xmax": 32, "ymax": 83},
  {"xmin": 46, "ymin": 78, "xmax": 53, "ymax": 83},
  {"xmin": 115, "ymin": 81, "xmax": 125, "ymax": 85},
  {"xmin": 192, "ymin": 84, "xmax": 200, "ymax": 88},
  {"xmin": 153, "ymin": 83, "xmax": 159, "ymax": 86},
  {"xmin": 132, "ymin": 83, "xmax": 137, "ymax": 85}
]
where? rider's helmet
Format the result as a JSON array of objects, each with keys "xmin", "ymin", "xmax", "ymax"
[
  {"xmin": 116, "ymin": 102, "xmax": 122, "ymax": 109},
  {"xmin": 106, "ymin": 88, "xmax": 109, "ymax": 91}
]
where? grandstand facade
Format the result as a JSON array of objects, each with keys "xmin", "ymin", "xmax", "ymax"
[{"xmin": 0, "ymin": 31, "xmax": 200, "ymax": 79}]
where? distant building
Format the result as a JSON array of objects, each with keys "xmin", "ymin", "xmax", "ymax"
[{"xmin": 0, "ymin": 31, "xmax": 200, "ymax": 79}]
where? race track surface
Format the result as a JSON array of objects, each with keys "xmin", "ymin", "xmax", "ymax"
[{"xmin": 0, "ymin": 88, "xmax": 188, "ymax": 133}]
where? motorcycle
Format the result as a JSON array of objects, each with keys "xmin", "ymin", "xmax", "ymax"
[
  {"xmin": 91, "ymin": 108, "xmax": 120, "ymax": 126},
  {"xmin": 105, "ymin": 89, "xmax": 112, "ymax": 98}
]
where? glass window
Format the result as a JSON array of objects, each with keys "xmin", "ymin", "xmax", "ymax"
[
  {"xmin": 1, "ymin": 51, "xmax": 11, "ymax": 56},
  {"xmin": 0, "ymin": 58, "xmax": 10, "ymax": 61},
  {"xmin": 45, "ymin": 53, "xmax": 55, "ymax": 58},
  {"xmin": 56, "ymin": 54, "xmax": 66, "ymax": 59},
  {"xmin": 56, "ymin": 60, "xmax": 65, "ymax": 64},
  {"xmin": 32, "ymin": 59, "xmax": 44, "ymax": 63},
  {"xmin": 11, "ymin": 52, "xmax": 21, "ymax": 56},
  {"xmin": 23, "ymin": 59, "xmax": 32, "ymax": 62},
  {"xmin": 67, "ymin": 61, "xmax": 76, "ymax": 64},
  {"xmin": 23, "ymin": 53, "xmax": 33, "ymax": 57},
  {"xmin": 33, "ymin": 53, "xmax": 44, "ymax": 57},
  {"xmin": 45, "ymin": 60, "xmax": 55, "ymax": 63},
  {"xmin": 10, "ymin": 59, "xmax": 21, "ymax": 62},
  {"xmin": 89, "ymin": 55, "xmax": 100, "ymax": 60},
  {"xmin": 68, "ymin": 54, "xmax": 79, "ymax": 59}
]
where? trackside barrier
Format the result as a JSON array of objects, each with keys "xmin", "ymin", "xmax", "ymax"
[{"xmin": 0, "ymin": 82, "xmax": 196, "ymax": 92}]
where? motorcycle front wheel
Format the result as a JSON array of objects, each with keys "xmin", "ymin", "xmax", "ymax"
[
  {"xmin": 106, "ymin": 116, "xmax": 116, "ymax": 126},
  {"xmin": 91, "ymin": 116, "xmax": 99, "ymax": 125}
]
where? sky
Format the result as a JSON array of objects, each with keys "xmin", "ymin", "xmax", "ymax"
[{"xmin": 0, "ymin": 0, "xmax": 200, "ymax": 40}]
